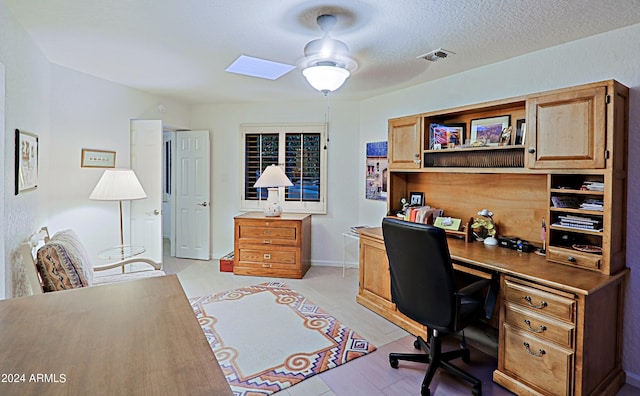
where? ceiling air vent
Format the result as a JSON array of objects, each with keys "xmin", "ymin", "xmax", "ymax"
[{"xmin": 417, "ymin": 48, "xmax": 455, "ymax": 62}]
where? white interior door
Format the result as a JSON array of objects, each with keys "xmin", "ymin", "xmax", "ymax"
[
  {"xmin": 175, "ymin": 130, "xmax": 211, "ymax": 260},
  {"xmin": 130, "ymin": 119, "xmax": 163, "ymax": 264}
]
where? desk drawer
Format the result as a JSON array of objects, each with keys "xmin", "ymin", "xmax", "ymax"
[
  {"xmin": 237, "ymin": 247, "xmax": 297, "ymax": 269},
  {"xmin": 504, "ymin": 302, "xmax": 575, "ymax": 348},
  {"xmin": 502, "ymin": 324, "xmax": 573, "ymax": 396},
  {"xmin": 504, "ymin": 279, "xmax": 575, "ymax": 323},
  {"xmin": 547, "ymin": 246, "xmax": 601, "ymax": 270}
]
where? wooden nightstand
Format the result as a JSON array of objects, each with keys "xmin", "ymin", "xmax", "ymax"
[{"xmin": 233, "ymin": 212, "xmax": 311, "ymax": 279}]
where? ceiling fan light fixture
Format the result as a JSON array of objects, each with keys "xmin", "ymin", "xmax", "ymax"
[{"xmin": 302, "ymin": 65, "xmax": 350, "ymax": 93}]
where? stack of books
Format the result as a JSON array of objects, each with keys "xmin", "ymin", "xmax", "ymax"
[
  {"xmin": 404, "ymin": 206, "xmax": 443, "ymax": 224},
  {"xmin": 554, "ymin": 215, "xmax": 603, "ymax": 231},
  {"xmin": 580, "ymin": 198, "xmax": 604, "ymax": 211},
  {"xmin": 582, "ymin": 181, "xmax": 604, "ymax": 191},
  {"xmin": 551, "ymin": 196, "xmax": 580, "ymax": 208}
]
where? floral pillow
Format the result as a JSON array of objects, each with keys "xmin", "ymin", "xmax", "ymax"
[{"xmin": 35, "ymin": 230, "xmax": 92, "ymax": 292}]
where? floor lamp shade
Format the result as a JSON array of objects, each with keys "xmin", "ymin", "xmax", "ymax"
[
  {"xmin": 254, "ymin": 165, "xmax": 292, "ymax": 217},
  {"xmin": 90, "ymin": 168, "xmax": 147, "ymax": 247},
  {"xmin": 89, "ymin": 168, "xmax": 147, "ymax": 201}
]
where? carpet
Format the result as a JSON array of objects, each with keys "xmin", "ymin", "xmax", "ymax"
[{"xmin": 190, "ymin": 281, "xmax": 376, "ymax": 395}]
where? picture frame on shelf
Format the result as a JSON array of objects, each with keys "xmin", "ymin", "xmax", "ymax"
[
  {"xmin": 409, "ymin": 191, "xmax": 425, "ymax": 206},
  {"xmin": 429, "ymin": 123, "xmax": 465, "ymax": 149},
  {"xmin": 515, "ymin": 119, "xmax": 527, "ymax": 145},
  {"xmin": 81, "ymin": 149, "xmax": 116, "ymax": 168},
  {"xmin": 499, "ymin": 126, "xmax": 513, "ymax": 146},
  {"xmin": 470, "ymin": 115, "xmax": 510, "ymax": 146},
  {"xmin": 15, "ymin": 128, "xmax": 38, "ymax": 195}
]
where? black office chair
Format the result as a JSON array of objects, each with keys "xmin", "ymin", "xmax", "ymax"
[{"xmin": 382, "ymin": 217, "xmax": 490, "ymax": 396}]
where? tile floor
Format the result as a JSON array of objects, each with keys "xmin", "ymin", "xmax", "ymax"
[{"xmin": 162, "ymin": 253, "xmax": 639, "ymax": 396}]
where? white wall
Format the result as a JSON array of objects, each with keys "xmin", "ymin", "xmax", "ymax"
[
  {"xmin": 190, "ymin": 100, "xmax": 361, "ymax": 262},
  {"xmin": 0, "ymin": 2, "xmax": 51, "ymax": 298},
  {"xmin": 47, "ymin": 65, "xmax": 191, "ymax": 264},
  {"xmin": 1, "ymin": 2, "xmax": 192, "ymax": 297},
  {"xmin": 359, "ymin": 23, "xmax": 640, "ymax": 386}
]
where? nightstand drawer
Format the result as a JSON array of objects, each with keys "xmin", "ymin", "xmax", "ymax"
[
  {"xmin": 237, "ymin": 223, "xmax": 299, "ymax": 246},
  {"xmin": 504, "ymin": 279, "xmax": 575, "ymax": 323},
  {"xmin": 504, "ymin": 302, "xmax": 575, "ymax": 348},
  {"xmin": 502, "ymin": 324, "xmax": 573, "ymax": 396},
  {"xmin": 238, "ymin": 248, "xmax": 297, "ymax": 268}
]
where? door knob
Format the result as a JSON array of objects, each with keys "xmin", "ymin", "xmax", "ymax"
[
  {"xmin": 145, "ymin": 209, "xmax": 161, "ymax": 215},
  {"xmin": 197, "ymin": 202, "xmax": 209, "ymax": 207}
]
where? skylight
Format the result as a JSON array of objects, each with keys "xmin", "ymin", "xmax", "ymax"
[{"xmin": 225, "ymin": 55, "xmax": 296, "ymax": 80}]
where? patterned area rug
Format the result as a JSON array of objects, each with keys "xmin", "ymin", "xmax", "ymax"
[{"xmin": 190, "ymin": 281, "xmax": 376, "ymax": 395}]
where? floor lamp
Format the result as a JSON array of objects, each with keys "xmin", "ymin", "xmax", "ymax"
[{"xmin": 89, "ymin": 168, "xmax": 147, "ymax": 249}]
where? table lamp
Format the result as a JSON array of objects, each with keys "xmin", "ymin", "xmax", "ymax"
[
  {"xmin": 254, "ymin": 164, "xmax": 293, "ymax": 217},
  {"xmin": 89, "ymin": 168, "xmax": 147, "ymax": 247}
]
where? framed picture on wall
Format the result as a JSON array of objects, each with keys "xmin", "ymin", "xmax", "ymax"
[
  {"xmin": 15, "ymin": 129, "xmax": 38, "ymax": 195},
  {"xmin": 365, "ymin": 141, "xmax": 388, "ymax": 201},
  {"xmin": 81, "ymin": 149, "xmax": 116, "ymax": 168}
]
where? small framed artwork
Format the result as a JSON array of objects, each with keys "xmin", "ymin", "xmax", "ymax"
[
  {"xmin": 515, "ymin": 119, "xmax": 527, "ymax": 145},
  {"xmin": 81, "ymin": 149, "xmax": 116, "ymax": 168},
  {"xmin": 409, "ymin": 191, "xmax": 425, "ymax": 206},
  {"xmin": 429, "ymin": 123, "xmax": 465, "ymax": 149},
  {"xmin": 15, "ymin": 129, "xmax": 39, "ymax": 195},
  {"xmin": 470, "ymin": 115, "xmax": 510, "ymax": 146}
]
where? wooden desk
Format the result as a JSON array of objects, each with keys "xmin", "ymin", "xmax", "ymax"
[
  {"xmin": 357, "ymin": 227, "xmax": 627, "ymax": 396},
  {"xmin": 0, "ymin": 275, "xmax": 232, "ymax": 396}
]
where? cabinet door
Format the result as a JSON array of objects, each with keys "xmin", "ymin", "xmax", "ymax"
[
  {"xmin": 388, "ymin": 116, "xmax": 422, "ymax": 169},
  {"xmin": 526, "ymin": 86, "xmax": 606, "ymax": 169}
]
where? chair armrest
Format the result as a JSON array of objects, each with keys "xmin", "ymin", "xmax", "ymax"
[
  {"xmin": 455, "ymin": 279, "xmax": 491, "ymax": 297},
  {"xmin": 94, "ymin": 257, "xmax": 162, "ymax": 272}
]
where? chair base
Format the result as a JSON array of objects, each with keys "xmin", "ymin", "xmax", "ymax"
[{"xmin": 389, "ymin": 334, "xmax": 482, "ymax": 396}]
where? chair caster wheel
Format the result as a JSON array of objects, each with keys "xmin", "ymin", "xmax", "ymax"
[
  {"xmin": 389, "ymin": 357, "xmax": 399, "ymax": 368},
  {"xmin": 420, "ymin": 387, "xmax": 431, "ymax": 396},
  {"xmin": 472, "ymin": 387, "xmax": 482, "ymax": 395},
  {"xmin": 462, "ymin": 349, "xmax": 471, "ymax": 363},
  {"xmin": 414, "ymin": 339, "xmax": 421, "ymax": 350}
]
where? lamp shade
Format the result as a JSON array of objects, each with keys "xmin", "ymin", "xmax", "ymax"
[
  {"xmin": 89, "ymin": 168, "xmax": 147, "ymax": 201},
  {"xmin": 253, "ymin": 165, "xmax": 293, "ymax": 188},
  {"xmin": 302, "ymin": 65, "xmax": 350, "ymax": 93}
]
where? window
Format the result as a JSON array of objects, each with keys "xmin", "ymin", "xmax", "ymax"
[{"xmin": 241, "ymin": 123, "xmax": 327, "ymax": 214}]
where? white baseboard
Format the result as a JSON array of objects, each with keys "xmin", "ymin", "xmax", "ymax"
[
  {"xmin": 310, "ymin": 260, "xmax": 359, "ymax": 268},
  {"xmin": 626, "ymin": 370, "xmax": 640, "ymax": 388}
]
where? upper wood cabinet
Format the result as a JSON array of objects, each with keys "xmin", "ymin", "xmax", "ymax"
[
  {"xmin": 388, "ymin": 115, "xmax": 422, "ymax": 169},
  {"xmin": 526, "ymin": 85, "xmax": 607, "ymax": 169}
]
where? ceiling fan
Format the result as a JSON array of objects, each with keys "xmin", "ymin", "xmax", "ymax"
[
  {"xmin": 225, "ymin": 13, "xmax": 357, "ymax": 95},
  {"xmin": 297, "ymin": 14, "xmax": 358, "ymax": 94}
]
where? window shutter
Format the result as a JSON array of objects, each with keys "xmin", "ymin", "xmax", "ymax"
[
  {"xmin": 244, "ymin": 133, "xmax": 278, "ymax": 200},
  {"xmin": 285, "ymin": 133, "xmax": 321, "ymax": 202}
]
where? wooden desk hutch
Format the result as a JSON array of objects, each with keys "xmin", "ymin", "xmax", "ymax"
[{"xmin": 357, "ymin": 80, "xmax": 629, "ymax": 395}]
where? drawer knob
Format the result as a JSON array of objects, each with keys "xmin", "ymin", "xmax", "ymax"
[
  {"xmin": 263, "ymin": 240, "xmax": 273, "ymax": 244},
  {"xmin": 524, "ymin": 319, "xmax": 547, "ymax": 333},
  {"xmin": 567, "ymin": 256, "xmax": 577, "ymax": 263},
  {"xmin": 523, "ymin": 342, "xmax": 546, "ymax": 357},
  {"xmin": 262, "ymin": 263, "xmax": 272, "ymax": 268},
  {"xmin": 263, "ymin": 230, "xmax": 271, "ymax": 235},
  {"xmin": 264, "ymin": 254, "xmax": 271, "ymax": 260},
  {"xmin": 524, "ymin": 295, "xmax": 548, "ymax": 309}
]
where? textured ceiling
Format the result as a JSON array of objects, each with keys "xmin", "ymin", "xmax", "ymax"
[{"xmin": 6, "ymin": 0, "xmax": 640, "ymax": 104}]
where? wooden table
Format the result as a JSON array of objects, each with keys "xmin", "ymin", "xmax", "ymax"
[{"xmin": 0, "ymin": 275, "xmax": 232, "ymax": 396}]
